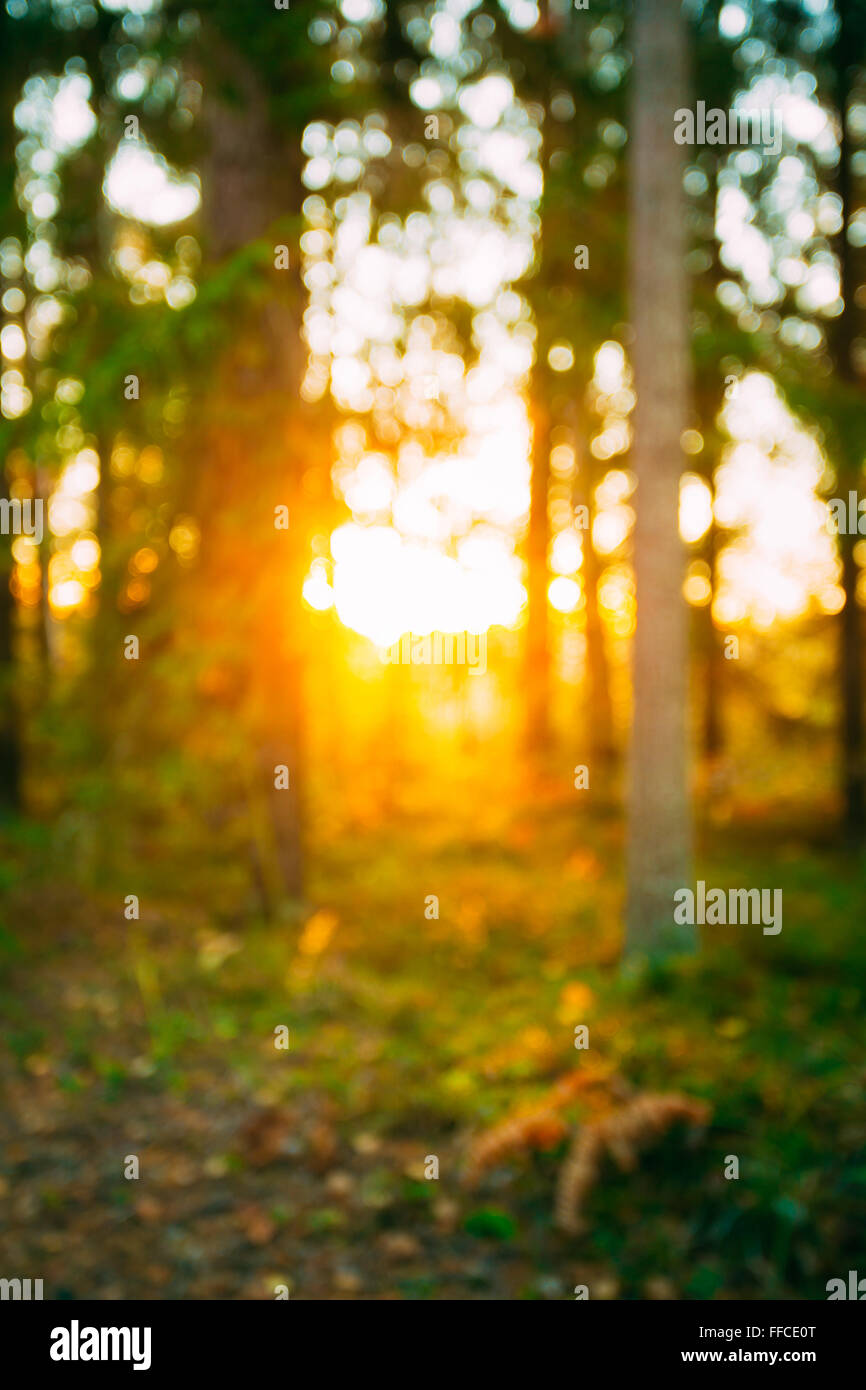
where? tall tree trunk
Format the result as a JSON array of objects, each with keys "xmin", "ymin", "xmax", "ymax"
[
  {"xmin": 197, "ymin": 41, "xmax": 308, "ymax": 902},
  {"xmin": 525, "ymin": 88, "xmax": 555, "ymax": 759},
  {"xmin": 831, "ymin": 0, "xmax": 865, "ymax": 841},
  {"xmin": 701, "ymin": 498, "xmax": 724, "ymax": 760},
  {"xmin": 699, "ymin": 164, "xmax": 725, "ymax": 763},
  {"xmin": 582, "ymin": 510, "xmax": 615, "ymax": 764},
  {"xmin": 526, "ymin": 392, "xmax": 552, "ymax": 753},
  {"xmin": 839, "ymin": 534, "xmax": 863, "ymax": 838},
  {"xmin": 625, "ymin": 0, "xmax": 693, "ymax": 957},
  {"xmin": 570, "ymin": 400, "xmax": 614, "ymax": 763},
  {"xmin": 0, "ymin": 532, "xmax": 21, "ymax": 816}
]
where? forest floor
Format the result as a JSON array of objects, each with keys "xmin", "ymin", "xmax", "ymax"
[{"xmin": 1, "ymin": 766, "xmax": 865, "ymax": 1300}]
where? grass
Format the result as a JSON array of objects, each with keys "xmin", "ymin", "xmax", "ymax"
[{"xmin": 0, "ymin": 765, "xmax": 864, "ymax": 1299}]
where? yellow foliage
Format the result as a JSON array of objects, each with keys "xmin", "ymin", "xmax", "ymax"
[
  {"xmin": 298, "ymin": 909, "xmax": 338, "ymax": 957},
  {"xmin": 555, "ymin": 981, "xmax": 595, "ymax": 1024}
]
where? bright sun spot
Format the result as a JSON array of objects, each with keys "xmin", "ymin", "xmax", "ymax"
[{"xmin": 104, "ymin": 145, "xmax": 201, "ymax": 227}]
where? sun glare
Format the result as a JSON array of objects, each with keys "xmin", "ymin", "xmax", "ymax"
[{"xmin": 3, "ymin": 12, "xmax": 849, "ymax": 647}]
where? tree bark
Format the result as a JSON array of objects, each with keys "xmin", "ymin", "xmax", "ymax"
[
  {"xmin": 526, "ymin": 393, "xmax": 552, "ymax": 753},
  {"xmin": 196, "ymin": 38, "xmax": 308, "ymax": 902},
  {"xmin": 625, "ymin": 0, "xmax": 694, "ymax": 957},
  {"xmin": 0, "ymin": 533, "xmax": 20, "ymax": 816},
  {"xmin": 570, "ymin": 401, "xmax": 615, "ymax": 764},
  {"xmin": 701, "ymin": 502, "xmax": 724, "ymax": 760},
  {"xmin": 831, "ymin": 0, "xmax": 865, "ymax": 841}
]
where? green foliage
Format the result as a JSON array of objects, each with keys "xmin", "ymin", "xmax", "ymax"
[{"xmin": 464, "ymin": 1207, "xmax": 518, "ymax": 1241}]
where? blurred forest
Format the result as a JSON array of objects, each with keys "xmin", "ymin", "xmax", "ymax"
[{"xmin": 0, "ymin": 0, "xmax": 865, "ymax": 1300}]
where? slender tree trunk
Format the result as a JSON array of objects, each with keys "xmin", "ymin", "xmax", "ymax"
[
  {"xmin": 91, "ymin": 432, "xmax": 119, "ymax": 693},
  {"xmin": 526, "ymin": 393, "xmax": 552, "ymax": 753},
  {"xmin": 840, "ymin": 534, "xmax": 863, "ymax": 838},
  {"xmin": 701, "ymin": 504, "xmax": 724, "ymax": 760},
  {"xmin": 625, "ymin": 0, "xmax": 693, "ymax": 958},
  {"xmin": 571, "ymin": 402, "xmax": 615, "ymax": 763},
  {"xmin": 583, "ymin": 514, "xmax": 615, "ymax": 763},
  {"xmin": 700, "ymin": 165, "xmax": 725, "ymax": 762},
  {"xmin": 525, "ymin": 88, "xmax": 555, "ymax": 759},
  {"xmin": 831, "ymin": 1, "xmax": 865, "ymax": 841},
  {"xmin": 0, "ymin": 532, "xmax": 21, "ymax": 816}
]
